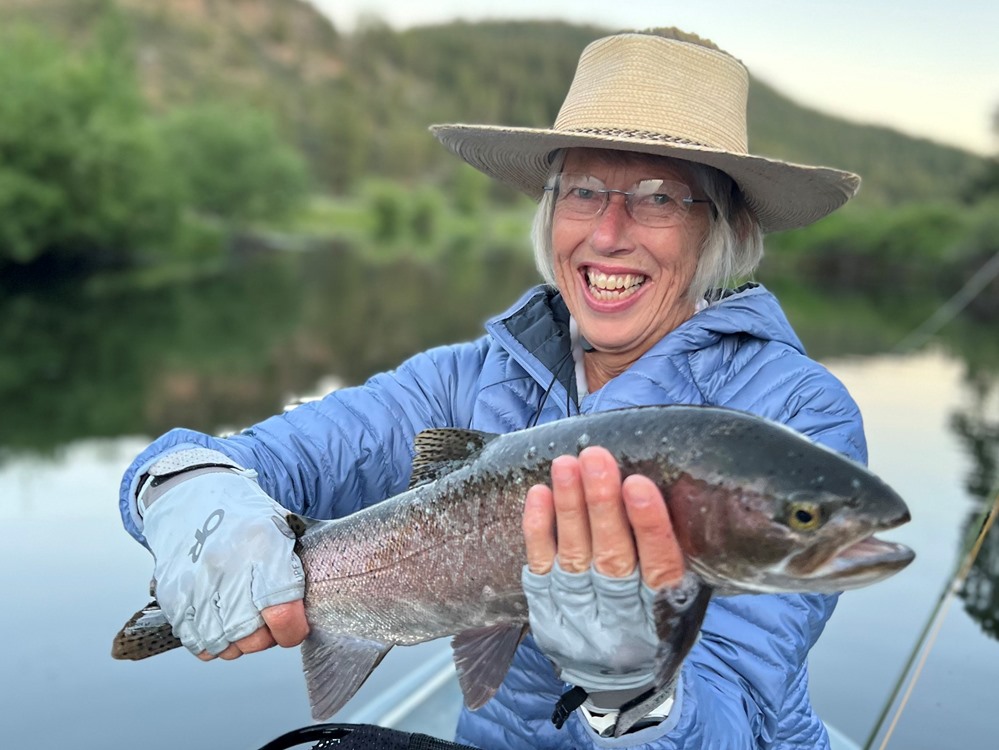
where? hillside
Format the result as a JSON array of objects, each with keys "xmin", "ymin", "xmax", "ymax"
[{"xmin": 0, "ymin": 0, "xmax": 985, "ymax": 205}]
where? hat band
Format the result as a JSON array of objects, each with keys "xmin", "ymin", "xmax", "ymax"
[{"xmin": 559, "ymin": 127, "xmax": 713, "ymax": 150}]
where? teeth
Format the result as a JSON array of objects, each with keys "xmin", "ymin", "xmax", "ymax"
[{"xmin": 586, "ymin": 270, "xmax": 645, "ymax": 300}]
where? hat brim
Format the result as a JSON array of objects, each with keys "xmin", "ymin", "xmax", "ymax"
[{"xmin": 431, "ymin": 124, "xmax": 860, "ymax": 233}]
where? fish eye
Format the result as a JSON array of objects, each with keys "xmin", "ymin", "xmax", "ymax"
[{"xmin": 787, "ymin": 501, "xmax": 823, "ymax": 531}]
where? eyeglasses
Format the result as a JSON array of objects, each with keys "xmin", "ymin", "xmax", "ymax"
[{"xmin": 544, "ymin": 173, "xmax": 712, "ymax": 228}]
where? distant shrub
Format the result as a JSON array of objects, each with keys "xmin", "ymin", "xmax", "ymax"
[
  {"xmin": 0, "ymin": 24, "xmax": 182, "ymax": 268},
  {"xmin": 157, "ymin": 106, "xmax": 310, "ymax": 225},
  {"xmin": 364, "ymin": 180, "xmax": 407, "ymax": 244}
]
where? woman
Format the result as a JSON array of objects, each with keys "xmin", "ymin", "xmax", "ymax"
[{"xmin": 122, "ymin": 30, "xmax": 864, "ymax": 749}]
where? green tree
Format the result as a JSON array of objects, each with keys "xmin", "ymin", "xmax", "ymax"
[
  {"xmin": 961, "ymin": 103, "xmax": 999, "ymax": 201},
  {"xmin": 157, "ymin": 105, "xmax": 310, "ymax": 226},
  {"xmin": 0, "ymin": 22, "xmax": 182, "ymax": 269}
]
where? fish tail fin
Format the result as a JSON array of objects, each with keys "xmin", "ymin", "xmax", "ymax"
[
  {"xmin": 111, "ymin": 600, "xmax": 182, "ymax": 660},
  {"xmin": 301, "ymin": 628, "xmax": 393, "ymax": 720}
]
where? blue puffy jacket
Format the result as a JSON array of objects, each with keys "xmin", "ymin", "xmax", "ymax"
[{"xmin": 119, "ymin": 283, "xmax": 865, "ymax": 749}]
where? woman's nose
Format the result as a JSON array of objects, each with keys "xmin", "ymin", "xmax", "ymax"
[{"xmin": 589, "ymin": 193, "xmax": 634, "ymax": 253}]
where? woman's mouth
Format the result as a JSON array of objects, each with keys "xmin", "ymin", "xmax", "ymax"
[{"xmin": 585, "ymin": 268, "xmax": 647, "ymax": 301}]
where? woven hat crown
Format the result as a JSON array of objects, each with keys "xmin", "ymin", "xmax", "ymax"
[{"xmin": 554, "ymin": 34, "xmax": 750, "ymax": 154}]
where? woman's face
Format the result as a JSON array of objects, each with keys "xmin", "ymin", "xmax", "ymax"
[{"xmin": 552, "ymin": 149, "xmax": 710, "ymax": 365}]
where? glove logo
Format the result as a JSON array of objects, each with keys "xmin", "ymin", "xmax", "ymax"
[{"xmin": 189, "ymin": 509, "xmax": 225, "ymax": 563}]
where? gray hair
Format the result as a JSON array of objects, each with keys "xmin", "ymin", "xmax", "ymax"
[{"xmin": 530, "ymin": 150, "xmax": 764, "ymax": 305}]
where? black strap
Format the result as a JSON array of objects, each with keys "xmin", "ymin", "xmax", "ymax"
[{"xmin": 551, "ymin": 685, "xmax": 589, "ymax": 730}]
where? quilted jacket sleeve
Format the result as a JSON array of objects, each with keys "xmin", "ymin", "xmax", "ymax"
[{"xmin": 118, "ymin": 340, "xmax": 490, "ymax": 545}]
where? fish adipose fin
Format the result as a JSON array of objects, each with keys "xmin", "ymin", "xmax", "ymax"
[
  {"xmin": 451, "ymin": 623, "xmax": 528, "ymax": 709},
  {"xmin": 409, "ymin": 428, "xmax": 499, "ymax": 488},
  {"xmin": 301, "ymin": 629, "xmax": 392, "ymax": 720}
]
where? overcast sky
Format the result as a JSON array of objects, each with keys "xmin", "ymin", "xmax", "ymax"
[{"xmin": 308, "ymin": 0, "xmax": 998, "ymax": 156}]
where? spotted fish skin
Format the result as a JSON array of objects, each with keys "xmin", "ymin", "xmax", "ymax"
[{"xmin": 112, "ymin": 404, "xmax": 914, "ymax": 731}]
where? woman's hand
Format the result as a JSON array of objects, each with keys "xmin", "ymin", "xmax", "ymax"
[
  {"xmin": 204, "ymin": 600, "xmax": 309, "ymax": 661},
  {"xmin": 520, "ymin": 445, "xmax": 686, "ymax": 698},
  {"xmin": 523, "ymin": 445, "xmax": 684, "ymax": 588},
  {"xmin": 141, "ymin": 470, "xmax": 310, "ymax": 661}
]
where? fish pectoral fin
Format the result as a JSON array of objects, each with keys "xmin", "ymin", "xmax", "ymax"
[
  {"xmin": 451, "ymin": 623, "xmax": 528, "ymax": 710},
  {"xmin": 651, "ymin": 574, "xmax": 713, "ymax": 690},
  {"xmin": 301, "ymin": 630, "xmax": 392, "ymax": 721},
  {"xmin": 614, "ymin": 580, "xmax": 711, "ymax": 737},
  {"xmin": 409, "ymin": 428, "xmax": 499, "ymax": 488}
]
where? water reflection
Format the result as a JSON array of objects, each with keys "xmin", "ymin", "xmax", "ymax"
[
  {"xmin": 952, "ymin": 372, "xmax": 999, "ymax": 639},
  {"xmin": 0, "ymin": 240, "xmax": 539, "ymax": 453}
]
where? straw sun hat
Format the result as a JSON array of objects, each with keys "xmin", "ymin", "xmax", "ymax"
[{"xmin": 431, "ymin": 32, "xmax": 860, "ymax": 233}]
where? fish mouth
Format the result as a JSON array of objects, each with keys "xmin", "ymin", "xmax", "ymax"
[
  {"xmin": 815, "ymin": 534, "xmax": 916, "ymax": 584},
  {"xmin": 783, "ymin": 507, "xmax": 915, "ymax": 591}
]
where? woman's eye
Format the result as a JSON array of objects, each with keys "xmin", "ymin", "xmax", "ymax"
[
  {"xmin": 650, "ymin": 193, "xmax": 673, "ymax": 206},
  {"xmin": 574, "ymin": 188, "xmax": 596, "ymax": 200}
]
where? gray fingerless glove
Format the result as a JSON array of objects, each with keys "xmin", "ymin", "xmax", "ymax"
[
  {"xmin": 142, "ymin": 466, "xmax": 305, "ymax": 656},
  {"xmin": 522, "ymin": 561, "xmax": 659, "ymax": 694}
]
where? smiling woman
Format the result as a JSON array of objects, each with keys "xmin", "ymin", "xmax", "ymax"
[{"xmin": 114, "ymin": 27, "xmax": 877, "ymax": 750}]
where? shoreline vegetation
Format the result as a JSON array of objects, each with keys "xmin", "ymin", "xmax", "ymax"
[{"xmin": 0, "ymin": 1, "xmax": 995, "ymax": 295}]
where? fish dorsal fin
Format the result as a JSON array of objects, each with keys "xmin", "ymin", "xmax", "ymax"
[
  {"xmin": 301, "ymin": 629, "xmax": 393, "ymax": 721},
  {"xmin": 451, "ymin": 623, "xmax": 528, "ymax": 709},
  {"xmin": 409, "ymin": 428, "xmax": 498, "ymax": 489}
]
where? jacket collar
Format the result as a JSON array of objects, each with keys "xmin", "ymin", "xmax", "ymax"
[{"xmin": 485, "ymin": 282, "xmax": 805, "ymax": 412}]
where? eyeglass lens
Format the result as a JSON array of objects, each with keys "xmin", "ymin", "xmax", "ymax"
[{"xmin": 555, "ymin": 173, "xmax": 695, "ymax": 227}]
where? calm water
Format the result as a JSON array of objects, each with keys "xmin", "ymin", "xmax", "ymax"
[{"xmin": 1, "ymin": 246, "xmax": 996, "ymax": 749}]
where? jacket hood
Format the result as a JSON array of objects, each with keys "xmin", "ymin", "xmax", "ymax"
[{"xmin": 658, "ymin": 283, "xmax": 806, "ymax": 358}]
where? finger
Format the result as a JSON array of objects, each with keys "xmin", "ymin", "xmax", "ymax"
[
  {"xmin": 196, "ymin": 591, "xmax": 230, "ymax": 656},
  {"xmin": 623, "ymin": 474, "xmax": 685, "ymax": 589},
  {"xmin": 523, "ymin": 483, "xmax": 557, "ymax": 574},
  {"xmin": 550, "ymin": 455, "xmax": 592, "ymax": 573},
  {"xmin": 175, "ymin": 605, "xmax": 209, "ymax": 657},
  {"xmin": 579, "ymin": 446, "xmax": 636, "ymax": 578},
  {"xmin": 262, "ymin": 600, "xmax": 310, "ymax": 648},
  {"xmin": 217, "ymin": 643, "xmax": 243, "ymax": 661},
  {"xmin": 234, "ymin": 626, "xmax": 278, "ymax": 655}
]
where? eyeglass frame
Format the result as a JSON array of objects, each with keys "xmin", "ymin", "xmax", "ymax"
[{"xmin": 543, "ymin": 172, "xmax": 713, "ymax": 227}]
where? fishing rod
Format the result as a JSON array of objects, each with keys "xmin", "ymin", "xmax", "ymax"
[
  {"xmin": 862, "ymin": 234, "xmax": 999, "ymax": 748},
  {"xmin": 863, "ymin": 485, "xmax": 999, "ymax": 750},
  {"xmin": 893, "ymin": 250, "xmax": 999, "ymax": 354}
]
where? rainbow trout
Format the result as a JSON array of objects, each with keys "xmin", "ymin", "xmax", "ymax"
[{"xmin": 113, "ymin": 405, "xmax": 914, "ymax": 730}]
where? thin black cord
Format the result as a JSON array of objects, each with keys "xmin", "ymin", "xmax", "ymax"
[{"xmin": 528, "ymin": 347, "xmax": 575, "ymax": 428}]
